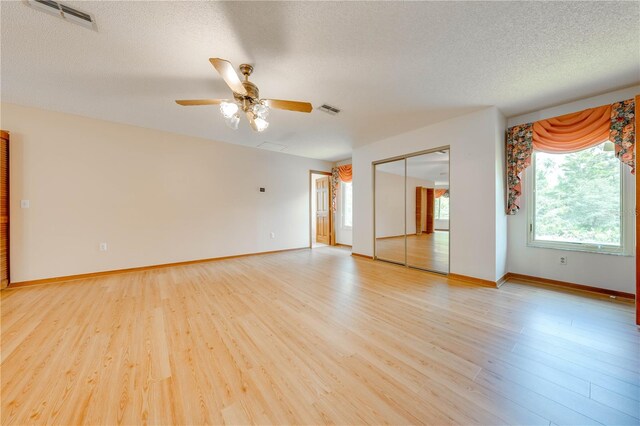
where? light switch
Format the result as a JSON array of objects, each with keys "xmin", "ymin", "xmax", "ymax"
[{"xmin": 20, "ymin": 200, "xmax": 30, "ymax": 209}]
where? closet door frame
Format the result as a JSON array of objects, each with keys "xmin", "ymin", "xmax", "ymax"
[
  {"xmin": 372, "ymin": 157, "xmax": 407, "ymax": 266},
  {"xmin": 372, "ymin": 145, "xmax": 450, "ymax": 274}
]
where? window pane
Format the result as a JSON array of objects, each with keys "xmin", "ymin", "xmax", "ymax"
[
  {"xmin": 435, "ymin": 196, "xmax": 449, "ymax": 220},
  {"xmin": 534, "ymin": 143, "xmax": 621, "ymax": 246},
  {"xmin": 438, "ymin": 196, "xmax": 449, "ymax": 220},
  {"xmin": 343, "ymin": 182, "xmax": 353, "ymax": 227}
]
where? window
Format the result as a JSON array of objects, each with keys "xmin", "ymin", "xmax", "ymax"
[
  {"xmin": 435, "ymin": 196, "xmax": 449, "ymax": 220},
  {"xmin": 341, "ymin": 181, "xmax": 353, "ymax": 228},
  {"xmin": 528, "ymin": 142, "xmax": 632, "ymax": 255}
]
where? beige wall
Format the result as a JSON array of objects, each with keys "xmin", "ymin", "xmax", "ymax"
[{"xmin": 1, "ymin": 103, "xmax": 331, "ymax": 282}]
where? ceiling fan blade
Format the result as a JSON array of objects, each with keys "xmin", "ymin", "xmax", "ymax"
[
  {"xmin": 175, "ymin": 99, "xmax": 227, "ymax": 106},
  {"xmin": 263, "ymin": 99, "xmax": 313, "ymax": 113},
  {"xmin": 210, "ymin": 58, "xmax": 248, "ymax": 96}
]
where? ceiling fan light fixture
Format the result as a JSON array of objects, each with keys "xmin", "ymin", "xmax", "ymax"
[
  {"xmin": 252, "ymin": 116, "xmax": 269, "ymax": 132},
  {"xmin": 225, "ymin": 113, "xmax": 240, "ymax": 130},
  {"xmin": 252, "ymin": 103, "xmax": 269, "ymax": 120},
  {"xmin": 220, "ymin": 101, "xmax": 239, "ymax": 119}
]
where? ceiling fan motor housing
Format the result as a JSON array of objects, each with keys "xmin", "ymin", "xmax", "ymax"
[
  {"xmin": 234, "ymin": 64, "xmax": 259, "ymax": 109},
  {"xmin": 235, "ymin": 80, "xmax": 259, "ymax": 101}
]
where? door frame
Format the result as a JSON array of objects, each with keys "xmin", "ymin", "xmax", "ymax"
[
  {"xmin": 309, "ymin": 170, "xmax": 333, "ymax": 248},
  {"xmin": 372, "ymin": 145, "xmax": 451, "ymax": 274}
]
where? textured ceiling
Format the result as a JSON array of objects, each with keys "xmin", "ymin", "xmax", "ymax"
[
  {"xmin": 377, "ymin": 150, "xmax": 449, "ymax": 185},
  {"xmin": 1, "ymin": 1, "xmax": 638, "ymax": 161}
]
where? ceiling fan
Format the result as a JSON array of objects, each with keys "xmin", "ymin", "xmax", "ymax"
[{"xmin": 176, "ymin": 58, "xmax": 313, "ymax": 132}]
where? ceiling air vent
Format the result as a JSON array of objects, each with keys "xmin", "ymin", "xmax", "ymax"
[
  {"xmin": 25, "ymin": 0, "xmax": 97, "ymax": 31},
  {"xmin": 257, "ymin": 142, "xmax": 287, "ymax": 152},
  {"xmin": 318, "ymin": 104, "xmax": 341, "ymax": 115}
]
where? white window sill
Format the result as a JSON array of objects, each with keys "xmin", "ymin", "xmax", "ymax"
[{"xmin": 527, "ymin": 240, "xmax": 631, "ymax": 256}]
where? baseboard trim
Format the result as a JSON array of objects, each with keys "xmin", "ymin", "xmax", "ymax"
[
  {"xmin": 376, "ymin": 234, "xmax": 405, "ymax": 240},
  {"xmin": 351, "ymin": 252, "xmax": 374, "ymax": 259},
  {"xmin": 7, "ymin": 247, "xmax": 309, "ymax": 289},
  {"xmin": 496, "ymin": 273, "xmax": 509, "ymax": 288},
  {"xmin": 503, "ymin": 273, "xmax": 635, "ymax": 301},
  {"xmin": 447, "ymin": 273, "xmax": 497, "ymax": 288}
]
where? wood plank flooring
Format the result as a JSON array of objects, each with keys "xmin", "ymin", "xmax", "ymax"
[
  {"xmin": 376, "ymin": 231, "xmax": 449, "ymax": 272},
  {"xmin": 1, "ymin": 247, "xmax": 638, "ymax": 425}
]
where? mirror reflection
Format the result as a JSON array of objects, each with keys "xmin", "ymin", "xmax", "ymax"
[
  {"xmin": 407, "ymin": 151, "xmax": 449, "ymax": 273},
  {"xmin": 374, "ymin": 149, "xmax": 449, "ymax": 274},
  {"xmin": 375, "ymin": 159, "xmax": 406, "ymax": 264}
]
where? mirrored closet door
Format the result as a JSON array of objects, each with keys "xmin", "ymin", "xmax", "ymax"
[
  {"xmin": 375, "ymin": 159, "xmax": 406, "ymax": 265},
  {"xmin": 374, "ymin": 148, "xmax": 450, "ymax": 274}
]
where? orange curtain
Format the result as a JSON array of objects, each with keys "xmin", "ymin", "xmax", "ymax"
[
  {"xmin": 337, "ymin": 165, "xmax": 352, "ymax": 183},
  {"xmin": 532, "ymin": 104, "xmax": 611, "ymax": 153},
  {"xmin": 435, "ymin": 189, "xmax": 447, "ymax": 198}
]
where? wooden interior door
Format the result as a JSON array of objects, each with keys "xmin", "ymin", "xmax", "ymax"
[
  {"xmin": 315, "ymin": 176, "xmax": 330, "ymax": 245},
  {"xmin": 1, "ymin": 131, "xmax": 9, "ymax": 289},
  {"xmin": 415, "ymin": 187, "xmax": 429, "ymax": 235},
  {"xmin": 426, "ymin": 188, "xmax": 435, "ymax": 234},
  {"xmin": 415, "ymin": 187, "xmax": 423, "ymax": 235}
]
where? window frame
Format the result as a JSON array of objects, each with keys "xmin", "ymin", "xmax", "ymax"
[
  {"xmin": 340, "ymin": 181, "xmax": 353, "ymax": 230},
  {"xmin": 526, "ymin": 148, "xmax": 634, "ymax": 256}
]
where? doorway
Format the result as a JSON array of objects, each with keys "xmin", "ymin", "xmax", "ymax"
[
  {"xmin": 373, "ymin": 147, "xmax": 450, "ymax": 274},
  {"xmin": 310, "ymin": 171, "xmax": 331, "ymax": 248}
]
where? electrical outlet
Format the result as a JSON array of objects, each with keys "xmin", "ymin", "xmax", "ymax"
[
  {"xmin": 270, "ymin": 232, "xmax": 275, "ymax": 239},
  {"xmin": 559, "ymin": 255, "xmax": 568, "ymax": 265},
  {"xmin": 99, "ymin": 242, "xmax": 108, "ymax": 251},
  {"xmin": 20, "ymin": 200, "xmax": 30, "ymax": 209}
]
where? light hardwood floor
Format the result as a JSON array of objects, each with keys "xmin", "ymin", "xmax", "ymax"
[
  {"xmin": 1, "ymin": 247, "xmax": 638, "ymax": 425},
  {"xmin": 376, "ymin": 231, "xmax": 449, "ymax": 272}
]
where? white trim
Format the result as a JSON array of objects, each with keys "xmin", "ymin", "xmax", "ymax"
[{"xmin": 525, "ymin": 149, "xmax": 634, "ymax": 256}]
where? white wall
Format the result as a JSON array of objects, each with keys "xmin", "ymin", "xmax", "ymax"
[
  {"xmin": 1, "ymin": 103, "xmax": 331, "ymax": 282},
  {"xmin": 506, "ymin": 86, "xmax": 639, "ymax": 294},
  {"xmin": 353, "ymin": 107, "xmax": 507, "ymax": 282},
  {"xmin": 435, "ymin": 219, "xmax": 449, "ymax": 230}
]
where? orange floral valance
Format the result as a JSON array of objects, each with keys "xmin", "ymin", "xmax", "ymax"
[
  {"xmin": 336, "ymin": 165, "xmax": 352, "ymax": 183},
  {"xmin": 506, "ymin": 98, "xmax": 636, "ymax": 214},
  {"xmin": 435, "ymin": 189, "xmax": 447, "ymax": 198},
  {"xmin": 532, "ymin": 105, "xmax": 611, "ymax": 153}
]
